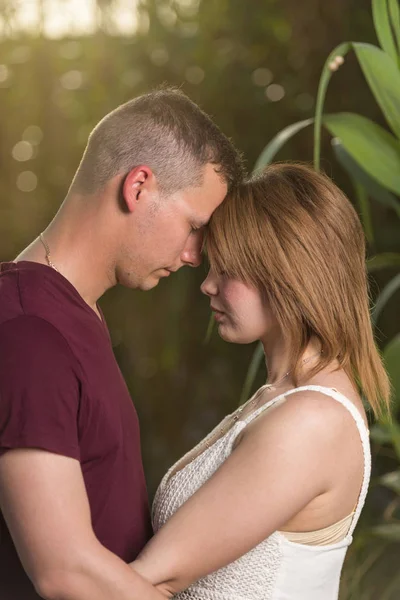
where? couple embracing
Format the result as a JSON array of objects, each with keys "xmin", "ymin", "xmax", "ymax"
[{"xmin": 0, "ymin": 88, "xmax": 390, "ymax": 600}]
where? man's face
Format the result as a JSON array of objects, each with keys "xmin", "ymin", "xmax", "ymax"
[{"xmin": 119, "ymin": 163, "xmax": 228, "ymax": 290}]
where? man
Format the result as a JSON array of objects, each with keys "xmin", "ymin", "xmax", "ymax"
[{"xmin": 0, "ymin": 87, "xmax": 244, "ymax": 599}]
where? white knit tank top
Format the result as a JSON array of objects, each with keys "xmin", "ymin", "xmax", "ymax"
[{"xmin": 152, "ymin": 386, "xmax": 371, "ymax": 600}]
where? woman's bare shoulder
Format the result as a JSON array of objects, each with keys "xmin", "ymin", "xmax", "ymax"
[{"xmin": 242, "ymin": 384, "xmax": 365, "ymax": 448}]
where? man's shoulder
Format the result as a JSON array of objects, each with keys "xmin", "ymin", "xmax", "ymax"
[
  {"xmin": 0, "ymin": 262, "xmax": 25, "ymax": 324},
  {"xmin": 0, "ymin": 314, "xmax": 79, "ymax": 371},
  {"xmin": 0, "ymin": 261, "xmax": 95, "ymax": 340},
  {"xmin": 0, "ymin": 261, "xmax": 55, "ymax": 324},
  {"xmin": 0, "ymin": 261, "xmax": 112, "ymax": 381},
  {"xmin": 0, "ymin": 263, "xmax": 79, "ymax": 364}
]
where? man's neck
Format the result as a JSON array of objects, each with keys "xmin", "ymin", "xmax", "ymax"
[{"xmin": 15, "ymin": 205, "xmax": 117, "ymax": 315}]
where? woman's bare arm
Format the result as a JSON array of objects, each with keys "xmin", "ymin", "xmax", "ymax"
[{"xmin": 131, "ymin": 391, "xmax": 351, "ymax": 595}]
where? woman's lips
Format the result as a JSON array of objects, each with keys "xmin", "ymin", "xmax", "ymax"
[{"xmin": 211, "ymin": 306, "xmax": 225, "ymax": 322}]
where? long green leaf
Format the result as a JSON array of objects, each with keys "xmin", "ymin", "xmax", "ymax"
[
  {"xmin": 381, "ymin": 571, "xmax": 400, "ymax": 600},
  {"xmin": 354, "ymin": 180, "xmax": 374, "ymax": 244},
  {"xmin": 323, "ymin": 112, "xmax": 400, "ymax": 195},
  {"xmin": 387, "ymin": 420, "xmax": 400, "ymax": 461},
  {"xmin": 384, "ymin": 334, "xmax": 400, "ymax": 407},
  {"xmin": 368, "ymin": 253, "xmax": 400, "ymax": 271},
  {"xmin": 389, "ymin": 0, "xmax": 400, "ymax": 55},
  {"xmin": 203, "ymin": 313, "xmax": 215, "ymax": 344},
  {"xmin": 313, "ymin": 42, "xmax": 351, "ymax": 171},
  {"xmin": 379, "ymin": 470, "xmax": 400, "ymax": 494},
  {"xmin": 372, "ymin": 272, "xmax": 400, "ymax": 323},
  {"xmin": 354, "ymin": 42, "xmax": 400, "ymax": 140},
  {"xmin": 253, "ymin": 118, "xmax": 313, "ymax": 173},
  {"xmin": 372, "ymin": 0, "xmax": 398, "ymax": 63},
  {"xmin": 331, "ymin": 138, "xmax": 400, "ymax": 218},
  {"xmin": 239, "ymin": 342, "xmax": 264, "ymax": 406},
  {"xmin": 370, "ymin": 422, "xmax": 393, "ymax": 444},
  {"xmin": 332, "ymin": 139, "xmax": 374, "ymax": 242},
  {"xmin": 371, "ymin": 524, "xmax": 400, "ymax": 541}
]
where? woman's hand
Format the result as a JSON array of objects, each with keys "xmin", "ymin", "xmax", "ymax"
[{"xmin": 129, "ymin": 561, "xmax": 175, "ymax": 599}]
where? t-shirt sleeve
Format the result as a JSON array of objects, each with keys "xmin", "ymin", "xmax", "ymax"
[{"xmin": 0, "ymin": 315, "xmax": 81, "ymax": 460}]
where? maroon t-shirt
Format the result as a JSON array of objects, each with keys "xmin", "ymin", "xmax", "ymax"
[{"xmin": 0, "ymin": 261, "xmax": 152, "ymax": 599}]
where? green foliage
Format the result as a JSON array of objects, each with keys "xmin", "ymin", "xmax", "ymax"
[
  {"xmin": 354, "ymin": 42, "xmax": 400, "ymax": 139},
  {"xmin": 247, "ymin": 1, "xmax": 400, "ymax": 416},
  {"xmin": 332, "ymin": 140, "xmax": 400, "ymax": 221},
  {"xmin": 253, "ymin": 118, "xmax": 313, "ymax": 173},
  {"xmin": 313, "ymin": 42, "xmax": 351, "ymax": 170},
  {"xmin": 244, "ymin": 2, "xmax": 400, "ymax": 594},
  {"xmin": 323, "ymin": 112, "xmax": 400, "ymax": 195},
  {"xmin": 373, "ymin": 0, "xmax": 399, "ymax": 63},
  {"xmin": 384, "ymin": 334, "xmax": 400, "ymax": 408},
  {"xmin": 373, "ymin": 274, "xmax": 400, "ymax": 324}
]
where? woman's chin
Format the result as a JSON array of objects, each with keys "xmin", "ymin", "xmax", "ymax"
[
  {"xmin": 218, "ymin": 323, "xmax": 260, "ymax": 344},
  {"xmin": 218, "ymin": 326, "xmax": 252, "ymax": 345},
  {"xmin": 217, "ymin": 324, "xmax": 234, "ymax": 343}
]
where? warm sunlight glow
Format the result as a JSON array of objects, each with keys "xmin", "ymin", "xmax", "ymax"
[{"xmin": 6, "ymin": 0, "xmax": 139, "ymax": 38}]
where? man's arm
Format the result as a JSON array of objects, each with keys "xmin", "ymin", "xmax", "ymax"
[{"xmin": 0, "ymin": 448, "xmax": 168, "ymax": 600}]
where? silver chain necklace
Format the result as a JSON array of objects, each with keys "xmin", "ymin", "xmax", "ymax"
[
  {"xmin": 169, "ymin": 350, "xmax": 322, "ymax": 476},
  {"xmin": 39, "ymin": 232, "xmax": 60, "ymax": 273}
]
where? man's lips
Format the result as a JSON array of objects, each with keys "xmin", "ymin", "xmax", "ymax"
[
  {"xmin": 161, "ymin": 268, "xmax": 178, "ymax": 276},
  {"xmin": 211, "ymin": 304, "xmax": 224, "ymax": 314}
]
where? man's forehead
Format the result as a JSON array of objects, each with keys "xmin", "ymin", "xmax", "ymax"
[
  {"xmin": 180, "ymin": 166, "xmax": 227, "ymax": 220},
  {"xmin": 190, "ymin": 194, "xmax": 224, "ymax": 224}
]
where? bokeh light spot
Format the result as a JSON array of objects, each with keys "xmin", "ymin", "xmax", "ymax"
[
  {"xmin": 22, "ymin": 125, "xmax": 44, "ymax": 145},
  {"xmin": 157, "ymin": 5, "xmax": 177, "ymax": 27},
  {"xmin": 60, "ymin": 70, "xmax": 83, "ymax": 90},
  {"xmin": 0, "ymin": 65, "xmax": 10, "ymax": 83},
  {"xmin": 12, "ymin": 141, "xmax": 34, "ymax": 162},
  {"xmin": 265, "ymin": 84, "xmax": 285, "ymax": 102},
  {"xmin": 17, "ymin": 171, "xmax": 37, "ymax": 192},
  {"xmin": 252, "ymin": 68, "xmax": 273, "ymax": 87},
  {"xmin": 150, "ymin": 47, "xmax": 169, "ymax": 66},
  {"xmin": 185, "ymin": 66, "xmax": 205, "ymax": 85}
]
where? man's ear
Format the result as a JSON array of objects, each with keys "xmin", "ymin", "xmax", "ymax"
[{"xmin": 122, "ymin": 165, "xmax": 153, "ymax": 213}]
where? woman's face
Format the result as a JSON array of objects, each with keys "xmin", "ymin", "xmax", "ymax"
[{"xmin": 200, "ymin": 268, "xmax": 278, "ymax": 344}]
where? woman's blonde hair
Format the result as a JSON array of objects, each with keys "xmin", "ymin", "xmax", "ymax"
[{"xmin": 205, "ymin": 162, "xmax": 391, "ymax": 418}]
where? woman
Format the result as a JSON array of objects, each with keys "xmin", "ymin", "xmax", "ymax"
[{"xmin": 131, "ymin": 163, "xmax": 391, "ymax": 599}]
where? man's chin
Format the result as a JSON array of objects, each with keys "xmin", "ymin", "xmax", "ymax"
[{"xmin": 138, "ymin": 275, "xmax": 160, "ymax": 291}]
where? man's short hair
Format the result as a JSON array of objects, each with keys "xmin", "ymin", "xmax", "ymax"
[{"xmin": 71, "ymin": 87, "xmax": 245, "ymax": 195}]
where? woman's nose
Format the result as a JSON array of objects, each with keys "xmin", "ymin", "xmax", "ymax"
[{"xmin": 200, "ymin": 269, "xmax": 218, "ymax": 297}]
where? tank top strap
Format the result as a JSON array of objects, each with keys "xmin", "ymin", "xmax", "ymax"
[
  {"xmin": 241, "ymin": 387, "xmax": 291, "ymax": 425},
  {"xmin": 242, "ymin": 384, "xmax": 371, "ymax": 536}
]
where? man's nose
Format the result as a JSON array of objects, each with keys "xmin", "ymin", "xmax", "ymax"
[{"xmin": 181, "ymin": 230, "xmax": 203, "ymax": 268}]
